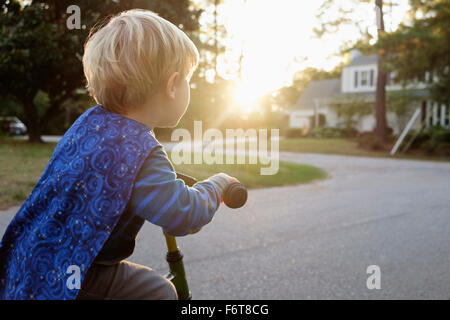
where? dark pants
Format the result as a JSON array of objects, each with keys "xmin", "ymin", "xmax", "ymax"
[{"xmin": 76, "ymin": 261, "xmax": 178, "ymax": 300}]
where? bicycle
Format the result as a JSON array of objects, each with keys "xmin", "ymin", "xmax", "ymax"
[{"xmin": 164, "ymin": 173, "xmax": 248, "ymax": 300}]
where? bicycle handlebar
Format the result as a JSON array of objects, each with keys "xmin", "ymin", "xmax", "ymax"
[
  {"xmin": 223, "ymin": 182, "xmax": 247, "ymax": 209},
  {"xmin": 176, "ymin": 172, "xmax": 198, "ymax": 187},
  {"xmin": 176, "ymin": 172, "xmax": 247, "ymax": 209}
]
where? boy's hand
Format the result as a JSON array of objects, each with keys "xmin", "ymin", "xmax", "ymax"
[
  {"xmin": 207, "ymin": 173, "xmax": 240, "ymax": 203},
  {"xmin": 211, "ymin": 173, "xmax": 241, "ymax": 205},
  {"xmin": 216, "ymin": 172, "xmax": 239, "ymax": 186}
]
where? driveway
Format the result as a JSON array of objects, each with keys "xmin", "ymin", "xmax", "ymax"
[{"xmin": 1, "ymin": 153, "xmax": 449, "ymax": 299}]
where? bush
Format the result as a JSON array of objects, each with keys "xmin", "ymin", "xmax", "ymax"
[
  {"xmin": 417, "ymin": 140, "xmax": 450, "ymax": 156},
  {"xmin": 356, "ymin": 134, "xmax": 386, "ymax": 151},
  {"xmin": 405, "ymin": 131, "xmax": 431, "ymax": 150},
  {"xmin": 308, "ymin": 127, "xmax": 349, "ymax": 139},
  {"xmin": 429, "ymin": 127, "xmax": 450, "ymax": 144},
  {"xmin": 284, "ymin": 128, "xmax": 305, "ymax": 138},
  {"xmin": 406, "ymin": 127, "xmax": 450, "ymax": 156},
  {"xmin": 418, "ymin": 140, "xmax": 435, "ymax": 153},
  {"xmin": 435, "ymin": 142, "xmax": 450, "ymax": 156}
]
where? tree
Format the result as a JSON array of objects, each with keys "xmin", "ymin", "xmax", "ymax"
[
  {"xmin": 374, "ymin": 0, "xmax": 388, "ymax": 142},
  {"xmin": 387, "ymin": 89, "xmax": 420, "ymax": 130},
  {"xmin": 334, "ymin": 94, "xmax": 373, "ymax": 132},
  {"xmin": 375, "ymin": 0, "xmax": 450, "ymax": 105},
  {"xmin": 186, "ymin": 0, "xmax": 226, "ymax": 82},
  {"xmin": 0, "ymin": 0, "xmax": 201, "ymax": 143},
  {"xmin": 315, "ymin": 0, "xmax": 390, "ymax": 142}
]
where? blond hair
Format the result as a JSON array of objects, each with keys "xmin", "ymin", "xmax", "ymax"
[{"xmin": 83, "ymin": 9, "xmax": 199, "ymax": 114}]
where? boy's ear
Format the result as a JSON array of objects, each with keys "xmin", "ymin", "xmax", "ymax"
[{"xmin": 166, "ymin": 72, "xmax": 180, "ymax": 100}]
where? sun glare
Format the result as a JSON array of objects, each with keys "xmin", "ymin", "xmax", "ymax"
[
  {"xmin": 218, "ymin": 0, "xmax": 330, "ymax": 113},
  {"xmin": 198, "ymin": 0, "xmax": 411, "ymax": 114},
  {"xmin": 233, "ymin": 81, "xmax": 263, "ymax": 113}
]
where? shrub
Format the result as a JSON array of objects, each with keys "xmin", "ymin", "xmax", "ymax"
[
  {"xmin": 429, "ymin": 127, "xmax": 450, "ymax": 144},
  {"xmin": 356, "ymin": 134, "xmax": 385, "ymax": 151},
  {"xmin": 418, "ymin": 140, "xmax": 435, "ymax": 154},
  {"xmin": 405, "ymin": 127, "xmax": 450, "ymax": 156},
  {"xmin": 405, "ymin": 131, "xmax": 431, "ymax": 150},
  {"xmin": 309, "ymin": 127, "xmax": 348, "ymax": 139},
  {"xmin": 435, "ymin": 142, "xmax": 450, "ymax": 156},
  {"xmin": 284, "ymin": 128, "xmax": 305, "ymax": 138},
  {"xmin": 417, "ymin": 139, "xmax": 450, "ymax": 156}
]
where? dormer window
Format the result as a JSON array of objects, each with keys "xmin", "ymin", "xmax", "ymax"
[
  {"xmin": 361, "ymin": 71, "xmax": 368, "ymax": 86},
  {"xmin": 353, "ymin": 68, "xmax": 376, "ymax": 89}
]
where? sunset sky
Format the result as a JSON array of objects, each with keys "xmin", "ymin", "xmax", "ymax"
[{"xmin": 196, "ymin": 0, "xmax": 411, "ymax": 108}]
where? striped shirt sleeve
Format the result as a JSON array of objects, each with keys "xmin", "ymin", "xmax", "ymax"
[{"xmin": 129, "ymin": 145, "xmax": 228, "ymax": 236}]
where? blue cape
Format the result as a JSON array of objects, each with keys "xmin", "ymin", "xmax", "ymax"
[{"xmin": 0, "ymin": 105, "xmax": 159, "ymax": 299}]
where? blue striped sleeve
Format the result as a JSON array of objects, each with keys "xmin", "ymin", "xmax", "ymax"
[{"xmin": 129, "ymin": 145, "xmax": 224, "ymax": 236}]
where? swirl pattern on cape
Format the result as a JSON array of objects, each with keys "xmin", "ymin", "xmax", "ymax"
[{"xmin": 0, "ymin": 105, "xmax": 160, "ymax": 299}]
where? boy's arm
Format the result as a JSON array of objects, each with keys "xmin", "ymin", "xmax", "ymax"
[{"xmin": 129, "ymin": 145, "xmax": 233, "ymax": 236}]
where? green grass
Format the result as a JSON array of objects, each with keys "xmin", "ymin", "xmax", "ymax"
[
  {"xmin": 280, "ymin": 138, "xmax": 450, "ymax": 161},
  {"xmin": 280, "ymin": 138, "xmax": 388, "ymax": 157},
  {"xmin": 0, "ymin": 137, "xmax": 327, "ymax": 210},
  {"xmin": 171, "ymin": 155, "xmax": 327, "ymax": 189},
  {"xmin": 0, "ymin": 137, "xmax": 56, "ymax": 210}
]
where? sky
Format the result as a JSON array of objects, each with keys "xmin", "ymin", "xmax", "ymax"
[
  {"xmin": 17, "ymin": 0, "xmax": 410, "ymax": 110},
  {"xmin": 196, "ymin": 0, "xmax": 411, "ymax": 108}
]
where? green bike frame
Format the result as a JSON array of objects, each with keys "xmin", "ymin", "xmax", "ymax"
[
  {"xmin": 163, "ymin": 232, "xmax": 191, "ymax": 300},
  {"xmin": 163, "ymin": 172, "xmax": 247, "ymax": 300},
  {"xmin": 163, "ymin": 172, "xmax": 198, "ymax": 300}
]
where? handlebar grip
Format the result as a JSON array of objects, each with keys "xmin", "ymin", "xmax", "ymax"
[{"xmin": 223, "ymin": 182, "xmax": 248, "ymax": 209}]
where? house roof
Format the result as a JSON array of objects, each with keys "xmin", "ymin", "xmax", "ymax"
[
  {"xmin": 348, "ymin": 54, "xmax": 378, "ymax": 66},
  {"xmin": 291, "ymin": 52, "xmax": 430, "ymax": 111},
  {"xmin": 292, "ymin": 77, "xmax": 430, "ymax": 111},
  {"xmin": 292, "ymin": 78, "xmax": 341, "ymax": 110}
]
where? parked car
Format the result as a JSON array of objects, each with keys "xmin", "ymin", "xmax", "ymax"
[{"xmin": 0, "ymin": 117, "xmax": 27, "ymax": 136}]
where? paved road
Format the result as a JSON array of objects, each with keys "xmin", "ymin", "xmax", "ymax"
[{"xmin": 1, "ymin": 153, "xmax": 449, "ymax": 299}]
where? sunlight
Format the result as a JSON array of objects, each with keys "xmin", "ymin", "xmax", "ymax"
[
  {"xmin": 193, "ymin": 0, "xmax": 412, "ymax": 116},
  {"xmin": 210, "ymin": 0, "xmax": 411, "ymax": 107},
  {"xmin": 233, "ymin": 81, "xmax": 262, "ymax": 113},
  {"xmin": 219, "ymin": 0, "xmax": 328, "ymax": 98}
]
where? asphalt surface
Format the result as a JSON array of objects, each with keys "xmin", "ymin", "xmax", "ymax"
[{"xmin": 1, "ymin": 153, "xmax": 449, "ymax": 299}]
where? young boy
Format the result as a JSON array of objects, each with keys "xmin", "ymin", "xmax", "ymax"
[{"xmin": 0, "ymin": 9, "xmax": 237, "ymax": 300}]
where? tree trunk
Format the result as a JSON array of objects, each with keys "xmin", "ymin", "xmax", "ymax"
[
  {"xmin": 24, "ymin": 96, "xmax": 43, "ymax": 144},
  {"xmin": 213, "ymin": 0, "xmax": 218, "ymax": 81},
  {"xmin": 375, "ymin": 0, "xmax": 388, "ymax": 143}
]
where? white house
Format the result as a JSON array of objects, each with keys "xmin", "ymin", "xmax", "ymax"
[{"xmin": 289, "ymin": 50, "xmax": 439, "ymax": 134}]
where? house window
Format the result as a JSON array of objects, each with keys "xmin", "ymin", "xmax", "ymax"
[
  {"xmin": 370, "ymin": 70, "xmax": 374, "ymax": 86},
  {"xmin": 354, "ymin": 71, "xmax": 358, "ymax": 88},
  {"xmin": 361, "ymin": 71, "xmax": 368, "ymax": 86}
]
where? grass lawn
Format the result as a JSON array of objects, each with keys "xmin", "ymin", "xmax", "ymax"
[
  {"xmin": 280, "ymin": 138, "xmax": 389, "ymax": 157},
  {"xmin": 280, "ymin": 138, "xmax": 450, "ymax": 161},
  {"xmin": 172, "ymin": 156, "xmax": 327, "ymax": 189},
  {"xmin": 0, "ymin": 137, "xmax": 56, "ymax": 210},
  {"xmin": 0, "ymin": 136, "xmax": 327, "ymax": 210}
]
